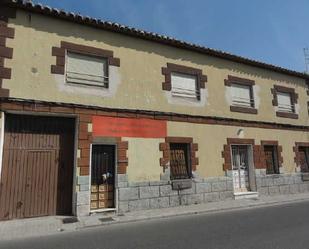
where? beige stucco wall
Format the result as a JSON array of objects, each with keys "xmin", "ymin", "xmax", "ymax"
[
  {"xmin": 4, "ymin": 10, "xmax": 309, "ymax": 127},
  {"xmin": 126, "ymin": 137, "xmax": 164, "ymax": 182},
  {"xmin": 168, "ymin": 121, "xmax": 309, "ymax": 178},
  {"xmin": 122, "ymin": 121, "xmax": 309, "ymax": 182}
]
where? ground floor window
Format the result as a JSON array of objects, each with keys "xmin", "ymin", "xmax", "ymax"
[
  {"xmin": 299, "ymin": 147, "xmax": 309, "ymax": 172},
  {"xmin": 169, "ymin": 143, "xmax": 191, "ymax": 180},
  {"xmin": 264, "ymin": 145, "xmax": 280, "ymax": 174}
]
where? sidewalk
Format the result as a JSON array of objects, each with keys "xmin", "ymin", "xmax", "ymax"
[{"xmin": 1, "ymin": 193, "xmax": 309, "ymax": 241}]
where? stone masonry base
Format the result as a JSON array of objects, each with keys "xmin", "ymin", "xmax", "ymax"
[{"xmin": 75, "ymin": 173, "xmax": 309, "ymax": 216}]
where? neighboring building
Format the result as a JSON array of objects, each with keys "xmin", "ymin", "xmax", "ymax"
[{"xmin": 0, "ymin": 0, "xmax": 309, "ymax": 220}]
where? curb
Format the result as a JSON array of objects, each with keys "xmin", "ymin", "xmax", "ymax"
[{"xmin": 78, "ymin": 195, "xmax": 309, "ymax": 230}]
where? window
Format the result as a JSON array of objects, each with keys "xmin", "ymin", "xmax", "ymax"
[
  {"xmin": 161, "ymin": 63, "xmax": 207, "ymax": 101},
  {"xmin": 171, "ymin": 72, "xmax": 199, "ymax": 99},
  {"xmin": 224, "ymin": 75, "xmax": 257, "ymax": 114},
  {"xmin": 66, "ymin": 52, "xmax": 108, "ymax": 88},
  {"xmin": 264, "ymin": 145, "xmax": 279, "ymax": 174},
  {"xmin": 231, "ymin": 83, "xmax": 254, "ymax": 108},
  {"xmin": 299, "ymin": 147, "xmax": 309, "ymax": 172},
  {"xmin": 271, "ymin": 85, "xmax": 298, "ymax": 119},
  {"xmin": 169, "ymin": 143, "xmax": 191, "ymax": 180},
  {"xmin": 277, "ymin": 91, "xmax": 294, "ymax": 113}
]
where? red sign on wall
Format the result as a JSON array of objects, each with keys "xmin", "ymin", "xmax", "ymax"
[{"xmin": 92, "ymin": 116, "xmax": 167, "ymax": 138}]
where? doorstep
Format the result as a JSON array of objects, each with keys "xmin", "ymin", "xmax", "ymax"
[{"xmin": 234, "ymin": 191, "xmax": 259, "ymax": 200}]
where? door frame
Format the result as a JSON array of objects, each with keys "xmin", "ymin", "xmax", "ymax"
[
  {"xmin": 229, "ymin": 143, "xmax": 256, "ymax": 192},
  {"xmin": 0, "ymin": 111, "xmax": 78, "ymax": 217},
  {"xmin": 89, "ymin": 142, "xmax": 117, "ymax": 213}
]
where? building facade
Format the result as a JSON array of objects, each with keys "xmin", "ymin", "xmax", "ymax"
[{"xmin": 0, "ymin": 0, "xmax": 309, "ymax": 220}]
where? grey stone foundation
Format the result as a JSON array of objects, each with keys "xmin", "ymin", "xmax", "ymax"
[
  {"xmin": 76, "ymin": 175, "xmax": 90, "ymax": 216},
  {"xmin": 117, "ymin": 174, "xmax": 234, "ymax": 213},
  {"xmin": 75, "ymin": 172, "xmax": 309, "ymax": 216},
  {"xmin": 255, "ymin": 171, "xmax": 309, "ymax": 196}
]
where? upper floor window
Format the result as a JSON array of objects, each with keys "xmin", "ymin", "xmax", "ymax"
[
  {"xmin": 231, "ymin": 83, "xmax": 254, "ymax": 108},
  {"xmin": 171, "ymin": 72, "xmax": 199, "ymax": 99},
  {"xmin": 277, "ymin": 91, "xmax": 295, "ymax": 113},
  {"xmin": 161, "ymin": 63, "xmax": 207, "ymax": 101},
  {"xmin": 224, "ymin": 75, "xmax": 257, "ymax": 114},
  {"xmin": 66, "ymin": 52, "xmax": 108, "ymax": 88},
  {"xmin": 271, "ymin": 85, "xmax": 298, "ymax": 119},
  {"xmin": 51, "ymin": 41, "xmax": 120, "ymax": 89}
]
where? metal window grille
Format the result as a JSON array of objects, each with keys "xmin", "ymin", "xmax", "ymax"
[{"xmin": 169, "ymin": 143, "xmax": 191, "ymax": 180}]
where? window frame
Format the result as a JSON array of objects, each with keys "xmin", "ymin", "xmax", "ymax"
[
  {"xmin": 224, "ymin": 75, "xmax": 257, "ymax": 114},
  {"xmin": 169, "ymin": 142, "xmax": 192, "ymax": 180},
  {"xmin": 261, "ymin": 141, "xmax": 283, "ymax": 175},
  {"xmin": 271, "ymin": 85, "xmax": 298, "ymax": 119},
  {"xmin": 161, "ymin": 63, "xmax": 207, "ymax": 101},
  {"xmin": 51, "ymin": 41, "xmax": 120, "ymax": 88},
  {"xmin": 65, "ymin": 51, "xmax": 109, "ymax": 88}
]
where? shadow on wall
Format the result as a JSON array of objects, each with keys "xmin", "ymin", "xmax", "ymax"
[{"xmin": 14, "ymin": 11, "xmax": 307, "ymax": 90}]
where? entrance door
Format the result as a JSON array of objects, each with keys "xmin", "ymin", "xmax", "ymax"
[
  {"xmin": 231, "ymin": 145, "xmax": 250, "ymax": 192},
  {"xmin": 264, "ymin": 145, "xmax": 279, "ymax": 174},
  {"xmin": 90, "ymin": 145, "xmax": 115, "ymax": 210},
  {"xmin": 0, "ymin": 114, "xmax": 75, "ymax": 220}
]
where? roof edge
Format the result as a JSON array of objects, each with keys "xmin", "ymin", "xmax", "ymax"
[{"xmin": 3, "ymin": 0, "xmax": 309, "ymax": 81}]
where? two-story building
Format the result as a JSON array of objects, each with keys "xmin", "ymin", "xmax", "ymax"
[{"xmin": 1, "ymin": 0, "xmax": 309, "ymax": 220}]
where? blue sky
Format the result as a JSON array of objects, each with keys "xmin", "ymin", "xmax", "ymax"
[{"xmin": 32, "ymin": 0, "xmax": 309, "ymax": 72}]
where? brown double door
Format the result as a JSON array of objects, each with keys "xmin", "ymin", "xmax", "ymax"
[
  {"xmin": 90, "ymin": 145, "xmax": 115, "ymax": 210},
  {"xmin": 0, "ymin": 114, "xmax": 75, "ymax": 220}
]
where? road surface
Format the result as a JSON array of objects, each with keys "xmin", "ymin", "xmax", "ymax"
[{"xmin": 1, "ymin": 200, "xmax": 309, "ymax": 249}]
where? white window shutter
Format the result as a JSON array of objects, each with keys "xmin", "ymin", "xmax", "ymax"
[
  {"xmin": 66, "ymin": 52, "xmax": 108, "ymax": 87},
  {"xmin": 231, "ymin": 84, "xmax": 252, "ymax": 107},
  {"xmin": 277, "ymin": 92, "xmax": 293, "ymax": 112},
  {"xmin": 171, "ymin": 72, "xmax": 198, "ymax": 99}
]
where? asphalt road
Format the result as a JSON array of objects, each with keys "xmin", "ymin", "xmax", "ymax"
[{"xmin": 1, "ymin": 201, "xmax": 309, "ymax": 249}]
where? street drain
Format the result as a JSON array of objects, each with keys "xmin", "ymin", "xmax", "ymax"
[
  {"xmin": 62, "ymin": 217, "xmax": 79, "ymax": 224},
  {"xmin": 99, "ymin": 217, "xmax": 114, "ymax": 222}
]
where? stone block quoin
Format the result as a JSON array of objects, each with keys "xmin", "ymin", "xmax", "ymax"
[
  {"xmin": 161, "ymin": 63, "xmax": 207, "ymax": 100},
  {"xmin": 0, "ymin": 5, "xmax": 16, "ymax": 98},
  {"xmin": 159, "ymin": 136, "xmax": 199, "ymax": 172},
  {"xmin": 51, "ymin": 41, "xmax": 120, "ymax": 75}
]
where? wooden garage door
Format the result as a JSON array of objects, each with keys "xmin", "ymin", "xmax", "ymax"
[{"xmin": 0, "ymin": 114, "xmax": 75, "ymax": 220}]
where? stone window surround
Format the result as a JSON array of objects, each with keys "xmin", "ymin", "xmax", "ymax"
[
  {"xmin": 260, "ymin": 140, "xmax": 283, "ymax": 174},
  {"xmin": 271, "ymin": 85, "xmax": 298, "ymax": 119},
  {"xmin": 224, "ymin": 75, "xmax": 257, "ymax": 114},
  {"xmin": 51, "ymin": 41, "xmax": 120, "ymax": 84},
  {"xmin": 159, "ymin": 137, "xmax": 199, "ymax": 174},
  {"xmin": 293, "ymin": 142, "xmax": 309, "ymax": 172},
  {"xmin": 222, "ymin": 138, "xmax": 265, "ymax": 171},
  {"xmin": 161, "ymin": 63, "xmax": 207, "ymax": 101}
]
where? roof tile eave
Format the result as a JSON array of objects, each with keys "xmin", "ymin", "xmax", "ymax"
[{"xmin": 4, "ymin": 0, "xmax": 309, "ymax": 81}]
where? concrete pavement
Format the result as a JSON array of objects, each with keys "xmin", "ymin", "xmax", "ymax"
[{"xmin": 0, "ymin": 192, "xmax": 309, "ymax": 242}]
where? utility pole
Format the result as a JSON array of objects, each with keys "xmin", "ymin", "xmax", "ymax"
[{"xmin": 304, "ymin": 48, "xmax": 309, "ymax": 73}]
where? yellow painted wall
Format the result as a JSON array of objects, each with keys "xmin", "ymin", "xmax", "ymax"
[
  {"xmin": 125, "ymin": 138, "xmax": 164, "ymax": 182},
  {"xmin": 121, "ymin": 121, "xmax": 309, "ymax": 182},
  {"xmin": 4, "ymin": 10, "xmax": 309, "ymax": 127},
  {"xmin": 167, "ymin": 121, "xmax": 309, "ymax": 178}
]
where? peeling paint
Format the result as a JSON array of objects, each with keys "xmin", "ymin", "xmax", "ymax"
[{"xmin": 56, "ymin": 65, "xmax": 121, "ymax": 97}]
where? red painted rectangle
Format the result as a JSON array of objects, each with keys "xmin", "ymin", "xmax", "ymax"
[{"xmin": 92, "ymin": 116, "xmax": 167, "ymax": 138}]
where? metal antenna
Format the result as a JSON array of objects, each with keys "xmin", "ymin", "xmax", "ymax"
[{"xmin": 304, "ymin": 48, "xmax": 309, "ymax": 73}]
